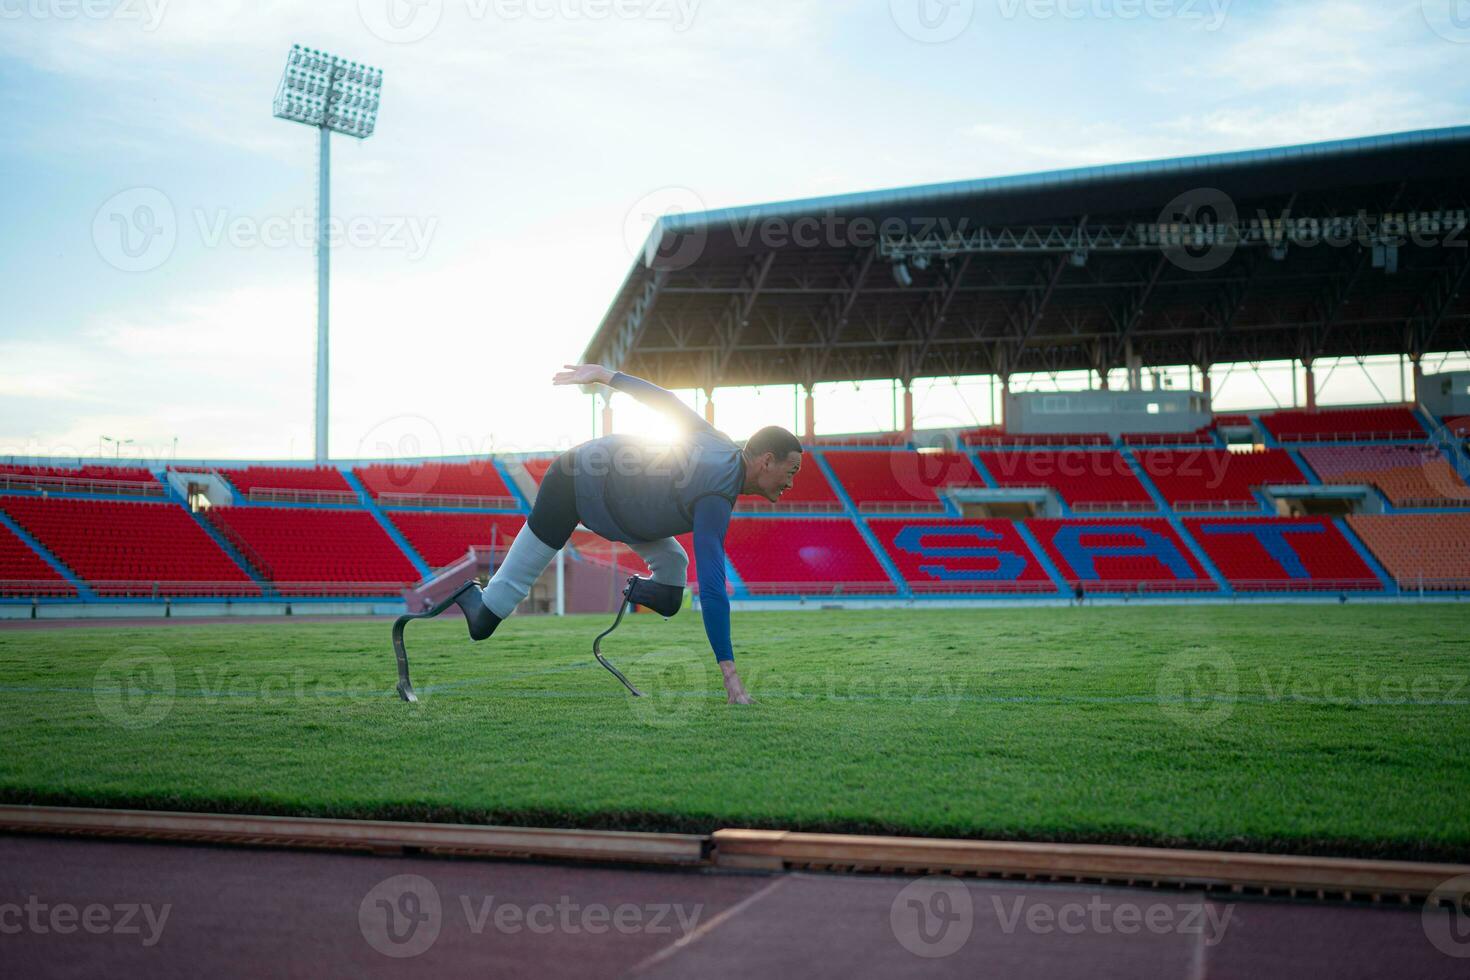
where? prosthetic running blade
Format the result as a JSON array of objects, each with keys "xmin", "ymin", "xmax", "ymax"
[
  {"xmin": 592, "ymin": 597, "xmax": 644, "ymax": 697},
  {"xmin": 392, "ymin": 580, "xmax": 479, "ymax": 703}
]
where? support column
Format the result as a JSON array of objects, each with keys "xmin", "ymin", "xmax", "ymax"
[
  {"xmin": 902, "ymin": 382, "xmax": 914, "ymax": 441},
  {"xmin": 601, "ymin": 393, "xmax": 614, "ymax": 436},
  {"xmin": 1199, "ymin": 364, "xmax": 1213, "ymax": 412},
  {"xmin": 703, "ymin": 387, "xmax": 715, "ymax": 426},
  {"xmin": 803, "ymin": 385, "xmax": 815, "ymax": 441},
  {"xmin": 998, "ymin": 374, "xmax": 1011, "ymax": 429},
  {"xmin": 1302, "ymin": 357, "xmax": 1317, "ymax": 411},
  {"xmin": 1410, "ymin": 353, "xmax": 1424, "ymax": 406}
]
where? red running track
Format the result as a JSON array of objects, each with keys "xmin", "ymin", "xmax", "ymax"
[{"xmin": 0, "ymin": 835, "xmax": 1460, "ymax": 978}]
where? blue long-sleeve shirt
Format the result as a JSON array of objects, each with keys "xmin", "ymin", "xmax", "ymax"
[{"xmin": 605, "ymin": 372, "xmax": 738, "ymax": 662}]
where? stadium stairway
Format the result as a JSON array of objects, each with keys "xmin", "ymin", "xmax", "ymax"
[
  {"xmin": 962, "ymin": 449, "xmax": 999, "ymax": 489},
  {"xmin": 1427, "ymin": 418, "xmax": 1470, "ymax": 486},
  {"xmin": 1118, "ymin": 447, "xmax": 1169, "ymax": 513},
  {"xmin": 1286, "ymin": 448, "xmax": 1323, "ymax": 485},
  {"xmin": 492, "ymin": 459, "xmax": 533, "ymax": 511},
  {"xmin": 1009, "ymin": 521, "xmax": 1068, "ymax": 594},
  {"xmin": 812, "ymin": 449, "xmax": 911, "ymax": 598},
  {"xmin": 1166, "ymin": 515, "xmax": 1233, "ymax": 594},
  {"xmin": 0, "ymin": 506, "xmax": 94, "ymax": 600},
  {"xmin": 1333, "ymin": 516, "xmax": 1395, "ymax": 591},
  {"xmin": 1119, "ymin": 447, "xmax": 1234, "ymax": 592},
  {"xmin": 157, "ymin": 474, "xmax": 270, "ymax": 590},
  {"xmin": 341, "ymin": 470, "xmax": 432, "ymax": 580}
]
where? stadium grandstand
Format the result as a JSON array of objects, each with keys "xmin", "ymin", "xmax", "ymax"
[{"xmin": 5, "ymin": 126, "xmax": 1470, "ymax": 615}]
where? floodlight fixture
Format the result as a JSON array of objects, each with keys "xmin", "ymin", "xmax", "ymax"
[{"xmin": 273, "ymin": 44, "xmax": 386, "ymax": 462}]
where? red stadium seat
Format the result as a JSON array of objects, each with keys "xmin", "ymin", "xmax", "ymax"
[
  {"xmin": 0, "ymin": 519, "xmax": 76, "ymax": 597},
  {"xmin": 0, "ymin": 497, "xmax": 256, "ymax": 597},
  {"xmin": 822, "ymin": 451, "xmax": 983, "ymax": 511},
  {"xmin": 207, "ymin": 506, "xmax": 417, "ymax": 595},
  {"xmin": 0, "ymin": 464, "xmax": 163, "ymax": 498},
  {"xmin": 1258, "ymin": 406, "xmax": 1424, "ymax": 442},
  {"xmin": 724, "ymin": 518, "xmax": 896, "ymax": 594},
  {"xmin": 977, "ymin": 450, "xmax": 1153, "ymax": 510},
  {"xmin": 219, "ymin": 466, "xmax": 356, "ymax": 504},
  {"xmin": 1182, "ymin": 517, "xmax": 1378, "ymax": 590},
  {"xmin": 1134, "ymin": 448, "xmax": 1306, "ymax": 509},
  {"xmin": 866, "ymin": 518, "xmax": 1054, "ymax": 593},
  {"xmin": 1028, "ymin": 518, "xmax": 1214, "ymax": 592},
  {"xmin": 355, "ymin": 460, "xmax": 516, "ymax": 508},
  {"xmin": 387, "ymin": 511, "xmax": 527, "ymax": 569}
]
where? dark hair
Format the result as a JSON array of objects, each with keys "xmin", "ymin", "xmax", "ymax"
[{"xmin": 744, "ymin": 425, "xmax": 803, "ymax": 461}]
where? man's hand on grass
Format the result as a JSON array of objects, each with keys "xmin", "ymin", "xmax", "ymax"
[
  {"xmin": 720, "ymin": 661, "xmax": 755, "ymax": 705},
  {"xmin": 553, "ymin": 363, "xmax": 614, "ymax": 387}
]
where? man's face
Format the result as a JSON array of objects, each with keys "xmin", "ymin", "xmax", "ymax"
[{"xmin": 755, "ymin": 450, "xmax": 802, "ymax": 502}]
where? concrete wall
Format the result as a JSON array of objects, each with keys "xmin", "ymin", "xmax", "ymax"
[
  {"xmin": 1420, "ymin": 371, "xmax": 1470, "ymax": 418},
  {"xmin": 1005, "ymin": 389, "xmax": 1210, "ymax": 435}
]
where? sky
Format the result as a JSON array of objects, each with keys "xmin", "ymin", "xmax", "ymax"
[{"xmin": 2, "ymin": 0, "xmax": 1468, "ymax": 464}]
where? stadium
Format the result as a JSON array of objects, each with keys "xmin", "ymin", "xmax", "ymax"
[{"xmin": 5, "ymin": 15, "xmax": 1470, "ymax": 979}]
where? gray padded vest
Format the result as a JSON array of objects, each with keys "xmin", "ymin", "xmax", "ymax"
[{"xmin": 573, "ymin": 430, "xmax": 743, "ymax": 543}]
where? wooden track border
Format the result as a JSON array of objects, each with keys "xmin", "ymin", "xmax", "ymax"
[{"xmin": 2, "ymin": 806, "xmax": 1465, "ymax": 903}]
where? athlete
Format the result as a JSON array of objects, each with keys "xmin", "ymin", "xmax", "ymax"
[{"xmin": 455, "ymin": 363, "xmax": 804, "ymax": 704}]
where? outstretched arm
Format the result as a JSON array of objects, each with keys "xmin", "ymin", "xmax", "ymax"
[
  {"xmin": 692, "ymin": 494, "xmax": 754, "ymax": 704},
  {"xmin": 553, "ymin": 364, "xmax": 712, "ymax": 433}
]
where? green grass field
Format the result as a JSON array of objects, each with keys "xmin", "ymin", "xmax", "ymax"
[{"xmin": 2, "ymin": 604, "xmax": 1468, "ymax": 860}]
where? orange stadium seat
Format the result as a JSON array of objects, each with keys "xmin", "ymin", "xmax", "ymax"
[
  {"xmin": 1346, "ymin": 513, "xmax": 1470, "ymax": 591},
  {"xmin": 1300, "ymin": 444, "xmax": 1470, "ymax": 506}
]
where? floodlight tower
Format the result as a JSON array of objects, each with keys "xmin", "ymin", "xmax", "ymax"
[{"xmin": 273, "ymin": 44, "xmax": 384, "ymax": 462}]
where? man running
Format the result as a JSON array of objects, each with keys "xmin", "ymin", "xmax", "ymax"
[{"xmin": 455, "ymin": 363, "xmax": 804, "ymax": 705}]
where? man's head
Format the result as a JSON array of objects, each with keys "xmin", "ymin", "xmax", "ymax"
[{"xmin": 741, "ymin": 426, "xmax": 804, "ymax": 502}]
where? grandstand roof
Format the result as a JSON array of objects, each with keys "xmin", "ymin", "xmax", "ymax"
[{"xmin": 583, "ymin": 126, "xmax": 1470, "ymax": 390}]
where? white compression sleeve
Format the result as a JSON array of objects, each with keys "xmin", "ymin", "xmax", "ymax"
[
  {"xmin": 627, "ymin": 536, "xmax": 689, "ymax": 588},
  {"xmin": 483, "ymin": 526, "xmax": 559, "ymax": 618}
]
